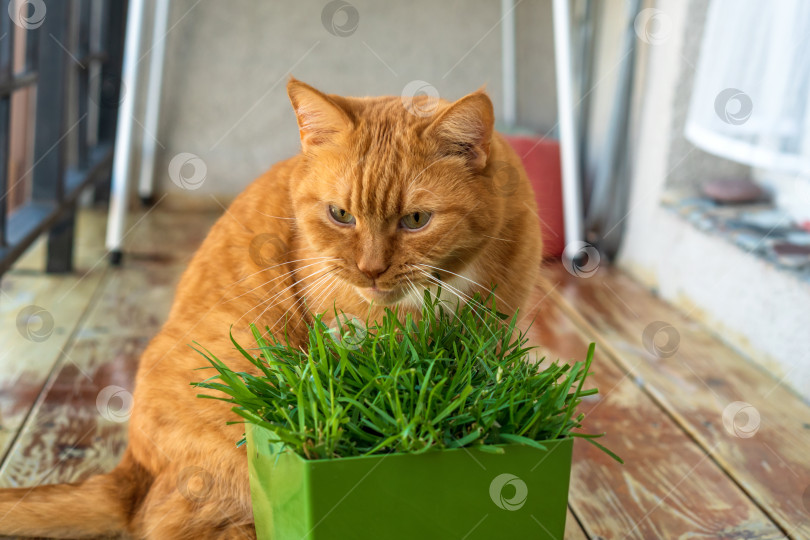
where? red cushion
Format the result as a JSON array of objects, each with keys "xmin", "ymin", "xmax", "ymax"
[{"xmin": 503, "ymin": 135, "xmax": 565, "ymax": 258}]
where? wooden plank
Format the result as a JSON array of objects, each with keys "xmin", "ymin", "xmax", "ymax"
[
  {"xmin": 0, "ymin": 269, "xmax": 104, "ymax": 462},
  {"xmin": 0, "ymin": 208, "xmax": 219, "ymax": 487},
  {"xmin": 0, "ymin": 258, "xmax": 188, "ymax": 487},
  {"xmin": 0, "ymin": 334, "xmax": 146, "ymax": 487},
  {"xmin": 521, "ymin": 286, "xmax": 784, "ymax": 539},
  {"xmin": 565, "ymin": 508, "xmax": 587, "ymax": 540},
  {"xmin": 0, "ymin": 209, "xmax": 109, "ymax": 476},
  {"xmin": 548, "ymin": 263, "xmax": 810, "ymax": 538},
  {"xmin": 0, "ymin": 206, "xmax": 213, "ymax": 472}
]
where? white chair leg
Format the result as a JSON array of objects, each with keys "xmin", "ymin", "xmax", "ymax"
[
  {"xmin": 137, "ymin": 0, "xmax": 171, "ymax": 206},
  {"xmin": 552, "ymin": 0, "xmax": 584, "ymax": 247},
  {"xmin": 105, "ymin": 0, "xmax": 146, "ymax": 264}
]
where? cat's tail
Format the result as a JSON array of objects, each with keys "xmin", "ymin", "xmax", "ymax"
[{"xmin": 0, "ymin": 452, "xmax": 149, "ymax": 538}]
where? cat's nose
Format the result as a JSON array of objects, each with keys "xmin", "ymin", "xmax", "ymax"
[{"xmin": 357, "ymin": 260, "xmax": 389, "ymax": 280}]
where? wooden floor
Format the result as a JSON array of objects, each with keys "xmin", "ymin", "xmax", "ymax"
[{"xmin": 0, "ymin": 207, "xmax": 808, "ymax": 539}]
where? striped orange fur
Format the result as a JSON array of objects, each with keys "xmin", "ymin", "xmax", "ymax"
[{"xmin": 0, "ymin": 79, "xmax": 542, "ymax": 538}]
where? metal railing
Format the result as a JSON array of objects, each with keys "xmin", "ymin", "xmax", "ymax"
[{"xmin": 0, "ymin": 0, "xmax": 126, "ymax": 276}]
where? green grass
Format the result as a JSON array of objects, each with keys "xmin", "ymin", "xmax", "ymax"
[{"xmin": 191, "ymin": 291, "xmax": 620, "ymax": 463}]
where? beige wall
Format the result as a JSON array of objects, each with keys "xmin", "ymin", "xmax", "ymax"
[{"xmin": 139, "ymin": 0, "xmax": 557, "ymax": 197}]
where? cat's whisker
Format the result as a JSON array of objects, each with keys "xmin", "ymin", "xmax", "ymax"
[
  {"xmin": 255, "ymin": 211, "xmax": 297, "ymax": 220},
  {"xmin": 404, "ymin": 277, "xmax": 424, "ymax": 311},
  {"xmin": 406, "ymin": 160, "xmax": 440, "ymax": 190},
  {"xmin": 416, "ymin": 262, "xmax": 512, "ymax": 310},
  {"xmin": 482, "ymin": 234, "xmax": 515, "ymax": 243},
  {"xmin": 259, "ymin": 267, "xmax": 336, "ymax": 317},
  {"xmin": 288, "ymin": 274, "xmax": 343, "ymax": 334},
  {"xmin": 408, "ymin": 264, "xmax": 496, "ymax": 332},
  {"xmin": 243, "ymin": 267, "xmax": 332, "ymax": 322},
  {"xmin": 409, "ymin": 187, "xmax": 440, "ymax": 198},
  {"xmin": 305, "ymin": 273, "xmax": 343, "ymax": 315},
  {"xmin": 265, "ymin": 271, "xmax": 340, "ymax": 336},
  {"xmin": 414, "ymin": 267, "xmax": 483, "ymax": 311},
  {"xmin": 249, "ymin": 266, "xmax": 337, "ymax": 327},
  {"xmin": 219, "ymin": 256, "xmax": 334, "ymax": 296},
  {"xmin": 411, "ymin": 269, "xmax": 477, "ymax": 331},
  {"xmin": 227, "ymin": 261, "xmax": 330, "ymax": 305},
  {"xmin": 279, "ymin": 271, "xmax": 339, "ymax": 329},
  {"xmin": 225, "ymin": 258, "xmax": 338, "ymax": 303},
  {"xmin": 235, "ymin": 265, "xmax": 336, "ymax": 328},
  {"xmin": 254, "ymin": 285, "xmax": 325, "ymax": 338},
  {"xmin": 414, "ymin": 267, "xmax": 499, "ymax": 339}
]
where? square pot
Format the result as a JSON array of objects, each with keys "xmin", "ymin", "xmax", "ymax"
[{"xmin": 246, "ymin": 424, "xmax": 573, "ymax": 539}]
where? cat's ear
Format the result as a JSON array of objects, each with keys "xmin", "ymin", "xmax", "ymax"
[
  {"xmin": 426, "ymin": 90, "xmax": 494, "ymax": 170},
  {"xmin": 287, "ymin": 78, "xmax": 353, "ymax": 151}
]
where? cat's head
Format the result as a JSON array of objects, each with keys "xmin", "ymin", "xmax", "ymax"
[{"xmin": 287, "ymin": 78, "xmax": 506, "ymax": 307}]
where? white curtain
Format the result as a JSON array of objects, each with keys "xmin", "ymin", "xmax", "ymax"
[{"xmin": 685, "ymin": 0, "xmax": 810, "ymax": 175}]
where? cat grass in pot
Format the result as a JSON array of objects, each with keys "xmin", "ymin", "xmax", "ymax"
[
  {"xmin": 193, "ymin": 293, "xmax": 620, "ymax": 539},
  {"xmin": 0, "ymin": 79, "xmax": 587, "ymax": 538}
]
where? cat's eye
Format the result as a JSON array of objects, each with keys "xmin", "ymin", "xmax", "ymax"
[
  {"xmin": 328, "ymin": 205, "xmax": 356, "ymax": 225},
  {"xmin": 400, "ymin": 211, "xmax": 432, "ymax": 231}
]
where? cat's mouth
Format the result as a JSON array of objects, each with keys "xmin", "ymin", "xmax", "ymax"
[
  {"xmin": 357, "ymin": 285, "xmax": 403, "ymax": 305},
  {"xmin": 350, "ymin": 269, "xmax": 439, "ymax": 306}
]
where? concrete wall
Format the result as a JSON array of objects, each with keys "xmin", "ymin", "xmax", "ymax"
[{"xmin": 136, "ymin": 0, "xmax": 557, "ymax": 198}]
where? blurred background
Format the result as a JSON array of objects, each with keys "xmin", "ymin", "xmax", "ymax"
[{"xmin": 1, "ymin": 0, "xmax": 809, "ymax": 538}]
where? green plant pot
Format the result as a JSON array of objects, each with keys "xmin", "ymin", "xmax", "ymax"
[{"xmin": 246, "ymin": 424, "xmax": 574, "ymax": 540}]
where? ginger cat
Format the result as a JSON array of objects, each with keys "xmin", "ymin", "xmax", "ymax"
[{"xmin": 0, "ymin": 79, "xmax": 542, "ymax": 538}]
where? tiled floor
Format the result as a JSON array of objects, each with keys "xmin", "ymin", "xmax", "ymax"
[{"xmin": 0, "ymin": 207, "xmax": 808, "ymax": 539}]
